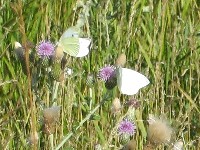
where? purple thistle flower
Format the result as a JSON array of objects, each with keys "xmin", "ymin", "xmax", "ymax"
[
  {"xmin": 118, "ymin": 119, "xmax": 136, "ymax": 136},
  {"xmin": 36, "ymin": 40, "xmax": 55, "ymax": 57},
  {"xmin": 98, "ymin": 65, "xmax": 116, "ymax": 81}
]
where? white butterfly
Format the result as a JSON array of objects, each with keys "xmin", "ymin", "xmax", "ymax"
[
  {"xmin": 57, "ymin": 26, "xmax": 91, "ymax": 57},
  {"xmin": 117, "ymin": 67, "xmax": 150, "ymax": 95}
]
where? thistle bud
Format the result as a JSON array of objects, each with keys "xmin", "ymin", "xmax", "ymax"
[
  {"xmin": 111, "ymin": 98, "xmax": 121, "ymax": 114},
  {"xmin": 147, "ymin": 115, "xmax": 173, "ymax": 146},
  {"xmin": 43, "ymin": 106, "xmax": 61, "ymax": 135},
  {"xmin": 27, "ymin": 131, "xmax": 39, "ymax": 146},
  {"xmin": 121, "ymin": 139, "xmax": 136, "ymax": 150},
  {"xmin": 115, "ymin": 53, "xmax": 126, "ymax": 67},
  {"xmin": 172, "ymin": 141, "xmax": 183, "ymax": 150},
  {"xmin": 14, "ymin": 42, "xmax": 25, "ymax": 60},
  {"xmin": 54, "ymin": 46, "xmax": 64, "ymax": 61}
]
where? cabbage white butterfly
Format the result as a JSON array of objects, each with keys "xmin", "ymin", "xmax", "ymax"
[
  {"xmin": 117, "ymin": 67, "xmax": 150, "ymax": 95},
  {"xmin": 57, "ymin": 26, "xmax": 91, "ymax": 57}
]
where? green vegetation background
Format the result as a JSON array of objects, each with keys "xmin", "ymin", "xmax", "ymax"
[{"xmin": 0, "ymin": 0, "xmax": 200, "ymax": 149}]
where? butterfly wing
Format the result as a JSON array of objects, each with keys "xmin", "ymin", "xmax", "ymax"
[
  {"xmin": 61, "ymin": 26, "xmax": 80, "ymax": 38},
  {"xmin": 76, "ymin": 38, "xmax": 91, "ymax": 57},
  {"xmin": 58, "ymin": 37, "xmax": 79, "ymax": 57},
  {"xmin": 117, "ymin": 67, "xmax": 150, "ymax": 95}
]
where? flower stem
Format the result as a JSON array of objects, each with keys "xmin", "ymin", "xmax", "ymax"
[
  {"xmin": 55, "ymin": 93, "xmax": 111, "ymax": 150},
  {"xmin": 11, "ymin": 1, "xmax": 37, "ymax": 149}
]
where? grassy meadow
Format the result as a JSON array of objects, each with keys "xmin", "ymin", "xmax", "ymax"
[{"xmin": 0, "ymin": 0, "xmax": 200, "ymax": 149}]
